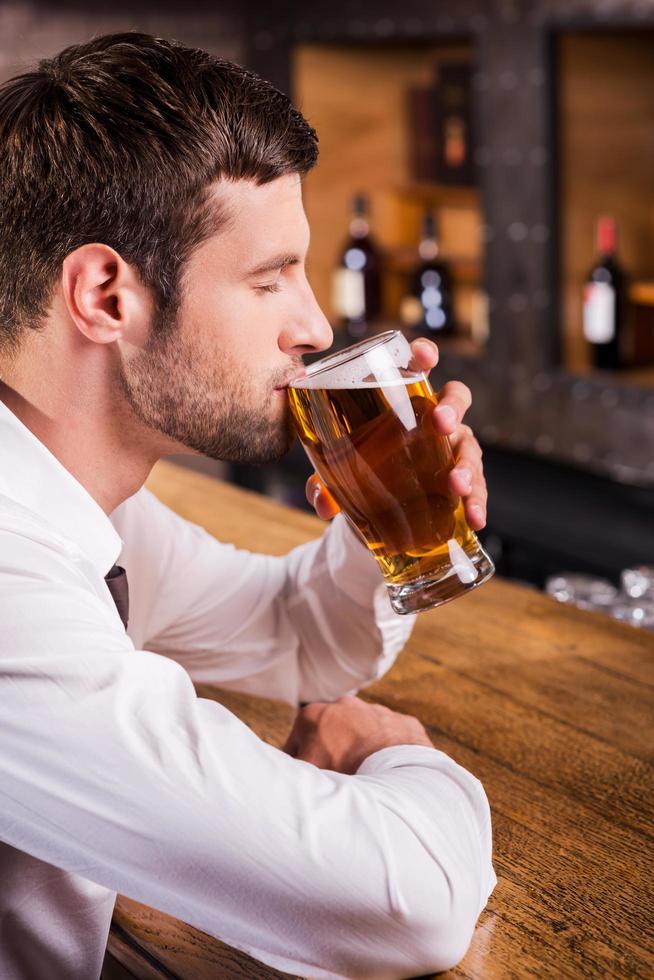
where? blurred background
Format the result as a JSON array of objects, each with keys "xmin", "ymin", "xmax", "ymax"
[{"xmin": 3, "ymin": 0, "xmax": 654, "ymax": 618}]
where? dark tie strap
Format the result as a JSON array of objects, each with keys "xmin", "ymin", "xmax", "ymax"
[{"xmin": 105, "ymin": 564, "xmax": 129, "ymax": 630}]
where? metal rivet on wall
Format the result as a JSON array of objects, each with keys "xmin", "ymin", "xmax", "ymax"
[
  {"xmin": 374, "ymin": 18, "xmax": 395, "ymax": 37},
  {"xmin": 401, "ymin": 18, "xmax": 424, "ymax": 34},
  {"xmin": 572, "ymin": 380, "xmax": 592, "ymax": 401},
  {"xmin": 502, "ymin": 147, "xmax": 523, "ymax": 166},
  {"xmin": 507, "ymin": 222, "xmax": 528, "ymax": 242}
]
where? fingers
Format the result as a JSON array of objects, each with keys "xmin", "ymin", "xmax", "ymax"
[
  {"xmin": 448, "ymin": 425, "xmax": 487, "ymax": 529},
  {"xmin": 282, "ymin": 728, "xmax": 299, "ymax": 757},
  {"xmin": 408, "ymin": 337, "xmax": 439, "ymax": 374},
  {"xmin": 430, "ymin": 379, "xmax": 486, "ymax": 527},
  {"xmin": 282, "ymin": 701, "xmax": 331, "ymax": 765},
  {"xmin": 306, "ymin": 474, "xmax": 340, "ymax": 520},
  {"xmin": 282, "ymin": 702, "xmax": 321, "ymax": 757},
  {"xmin": 432, "ymin": 381, "xmax": 472, "ymax": 435}
]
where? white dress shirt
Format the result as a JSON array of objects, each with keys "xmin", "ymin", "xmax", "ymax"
[{"xmin": 0, "ymin": 398, "xmax": 496, "ymax": 980}]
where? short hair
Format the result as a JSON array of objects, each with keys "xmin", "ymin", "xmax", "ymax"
[{"xmin": 0, "ymin": 32, "xmax": 319, "ymax": 354}]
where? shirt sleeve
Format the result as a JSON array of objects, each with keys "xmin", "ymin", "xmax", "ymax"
[
  {"xmin": 0, "ymin": 531, "xmax": 495, "ymax": 979},
  {"xmin": 113, "ymin": 487, "xmax": 416, "ymax": 706}
]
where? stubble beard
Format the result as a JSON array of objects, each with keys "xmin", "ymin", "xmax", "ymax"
[{"xmin": 116, "ymin": 309, "xmax": 297, "ymax": 464}]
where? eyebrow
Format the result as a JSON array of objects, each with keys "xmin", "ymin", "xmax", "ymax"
[{"xmin": 244, "ymin": 253, "xmax": 301, "ymax": 278}]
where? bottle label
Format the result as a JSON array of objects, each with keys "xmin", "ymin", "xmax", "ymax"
[
  {"xmin": 583, "ymin": 282, "xmax": 616, "ymax": 344},
  {"xmin": 332, "ymin": 268, "xmax": 365, "ymax": 319}
]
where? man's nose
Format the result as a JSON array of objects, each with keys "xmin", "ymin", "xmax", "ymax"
[{"xmin": 279, "ymin": 284, "xmax": 334, "ymax": 356}]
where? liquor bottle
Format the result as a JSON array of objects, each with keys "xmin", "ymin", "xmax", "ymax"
[
  {"xmin": 399, "ymin": 210, "xmax": 455, "ymax": 336},
  {"xmin": 331, "ymin": 193, "xmax": 382, "ymax": 338},
  {"xmin": 583, "ymin": 216, "xmax": 625, "ymax": 370},
  {"xmin": 434, "ymin": 64, "xmax": 474, "ymax": 186}
]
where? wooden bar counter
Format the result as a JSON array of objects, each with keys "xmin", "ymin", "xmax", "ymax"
[{"xmin": 105, "ymin": 460, "xmax": 654, "ymax": 980}]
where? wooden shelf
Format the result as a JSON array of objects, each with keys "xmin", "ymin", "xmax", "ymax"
[
  {"xmin": 383, "ymin": 245, "xmax": 481, "ymax": 285},
  {"xmin": 395, "ymin": 181, "xmax": 479, "ymax": 209},
  {"xmin": 613, "ymin": 366, "xmax": 654, "ymax": 387},
  {"xmin": 569, "ymin": 361, "xmax": 654, "ymax": 388},
  {"xmin": 630, "ymin": 282, "xmax": 654, "ymax": 307}
]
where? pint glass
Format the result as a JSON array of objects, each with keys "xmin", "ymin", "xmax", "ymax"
[{"xmin": 287, "ymin": 330, "xmax": 494, "ymax": 614}]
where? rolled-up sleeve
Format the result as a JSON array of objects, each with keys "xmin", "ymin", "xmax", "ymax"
[{"xmin": 1, "ymin": 532, "xmax": 494, "ymax": 980}]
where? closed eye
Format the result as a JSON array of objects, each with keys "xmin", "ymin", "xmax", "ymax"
[{"xmin": 255, "ymin": 281, "xmax": 282, "ymax": 294}]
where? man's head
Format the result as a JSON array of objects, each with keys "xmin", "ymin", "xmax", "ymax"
[{"xmin": 0, "ymin": 33, "xmax": 332, "ymax": 462}]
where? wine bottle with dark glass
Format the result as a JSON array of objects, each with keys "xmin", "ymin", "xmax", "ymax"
[
  {"xmin": 332, "ymin": 193, "xmax": 382, "ymax": 339},
  {"xmin": 399, "ymin": 210, "xmax": 455, "ymax": 337},
  {"xmin": 583, "ymin": 216, "xmax": 625, "ymax": 370}
]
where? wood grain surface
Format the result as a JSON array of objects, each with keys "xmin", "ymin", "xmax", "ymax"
[{"xmin": 107, "ymin": 460, "xmax": 654, "ymax": 980}]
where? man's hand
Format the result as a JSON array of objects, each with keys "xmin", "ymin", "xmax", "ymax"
[
  {"xmin": 306, "ymin": 336, "xmax": 487, "ymax": 531},
  {"xmin": 282, "ymin": 694, "xmax": 434, "ymax": 774}
]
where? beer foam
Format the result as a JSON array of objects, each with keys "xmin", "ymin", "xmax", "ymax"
[{"xmin": 292, "ymin": 332, "xmax": 425, "ymax": 389}]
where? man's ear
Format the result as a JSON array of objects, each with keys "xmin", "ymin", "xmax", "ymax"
[{"xmin": 61, "ymin": 244, "xmax": 152, "ymax": 347}]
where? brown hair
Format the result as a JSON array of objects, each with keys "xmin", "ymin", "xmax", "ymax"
[{"xmin": 0, "ymin": 32, "xmax": 319, "ymax": 355}]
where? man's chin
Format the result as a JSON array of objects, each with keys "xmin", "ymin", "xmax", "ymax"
[{"xmin": 199, "ymin": 423, "xmax": 297, "ymax": 466}]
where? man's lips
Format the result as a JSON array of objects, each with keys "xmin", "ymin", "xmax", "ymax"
[{"xmin": 274, "ymin": 368, "xmax": 307, "ymax": 390}]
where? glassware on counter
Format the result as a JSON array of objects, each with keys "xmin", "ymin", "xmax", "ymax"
[
  {"xmin": 545, "ymin": 573, "xmax": 618, "ymax": 612},
  {"xmin": 620, "ymin": 566, "xmax": 654, "ymax": 600},
  {"xmin": 610, "ymin": 599, "xmax": 654, "ymax": 630},
  {"xmin": 546, "ymin": 567, "xmax": 654, "ymax": 631}
]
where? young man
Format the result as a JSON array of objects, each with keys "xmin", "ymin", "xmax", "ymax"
[{"xmin": 0, "ymin": 33, "xmax": 494, "ymax": 980}]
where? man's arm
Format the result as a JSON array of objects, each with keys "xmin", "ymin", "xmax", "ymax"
[
  {"xmin": 113, "ymin": 486, "xmax": 414, "ymax": 706},
  {"xmin": 2, "ymin": 533, "xmax": 495, "ymax": 978}
]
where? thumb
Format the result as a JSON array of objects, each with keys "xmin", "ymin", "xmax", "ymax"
[{"xmin": 306, "ymin": 474, "xmax": 340, "ymax": 520}]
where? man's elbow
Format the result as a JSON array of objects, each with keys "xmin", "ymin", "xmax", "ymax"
[
  {"xmin": 404, "ymin": 899, "xmax": 480, "ymax": 976},
  {"xmin": 330, "ymin": 868, "xmax": 487, "ymax": 979}
]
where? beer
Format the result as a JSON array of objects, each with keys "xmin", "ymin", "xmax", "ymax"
[
  {"xmin": 287, "ymin": 329, "xmax": 493, "ymax": 613},
  {"xmin": 288, "ymin": 377, "xmax": 475, "ymax": 587}
]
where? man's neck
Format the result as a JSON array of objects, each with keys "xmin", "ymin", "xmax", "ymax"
[{"xmin": 0, "ymin": 337, "xmax": 174, "ymax": 515}]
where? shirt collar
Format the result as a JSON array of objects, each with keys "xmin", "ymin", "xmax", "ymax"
[{"xmin": 0, "ymin": 399, "xmax": 122, "ymax": 576}]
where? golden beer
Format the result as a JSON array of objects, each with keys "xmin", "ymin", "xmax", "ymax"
[
  {"xmin": 287, "ymin": 331, "xmax": 494, "ymax": 613},
  {"xmin": 289, "ymin": 379, "xmax": 476, "ymax": 584}
]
